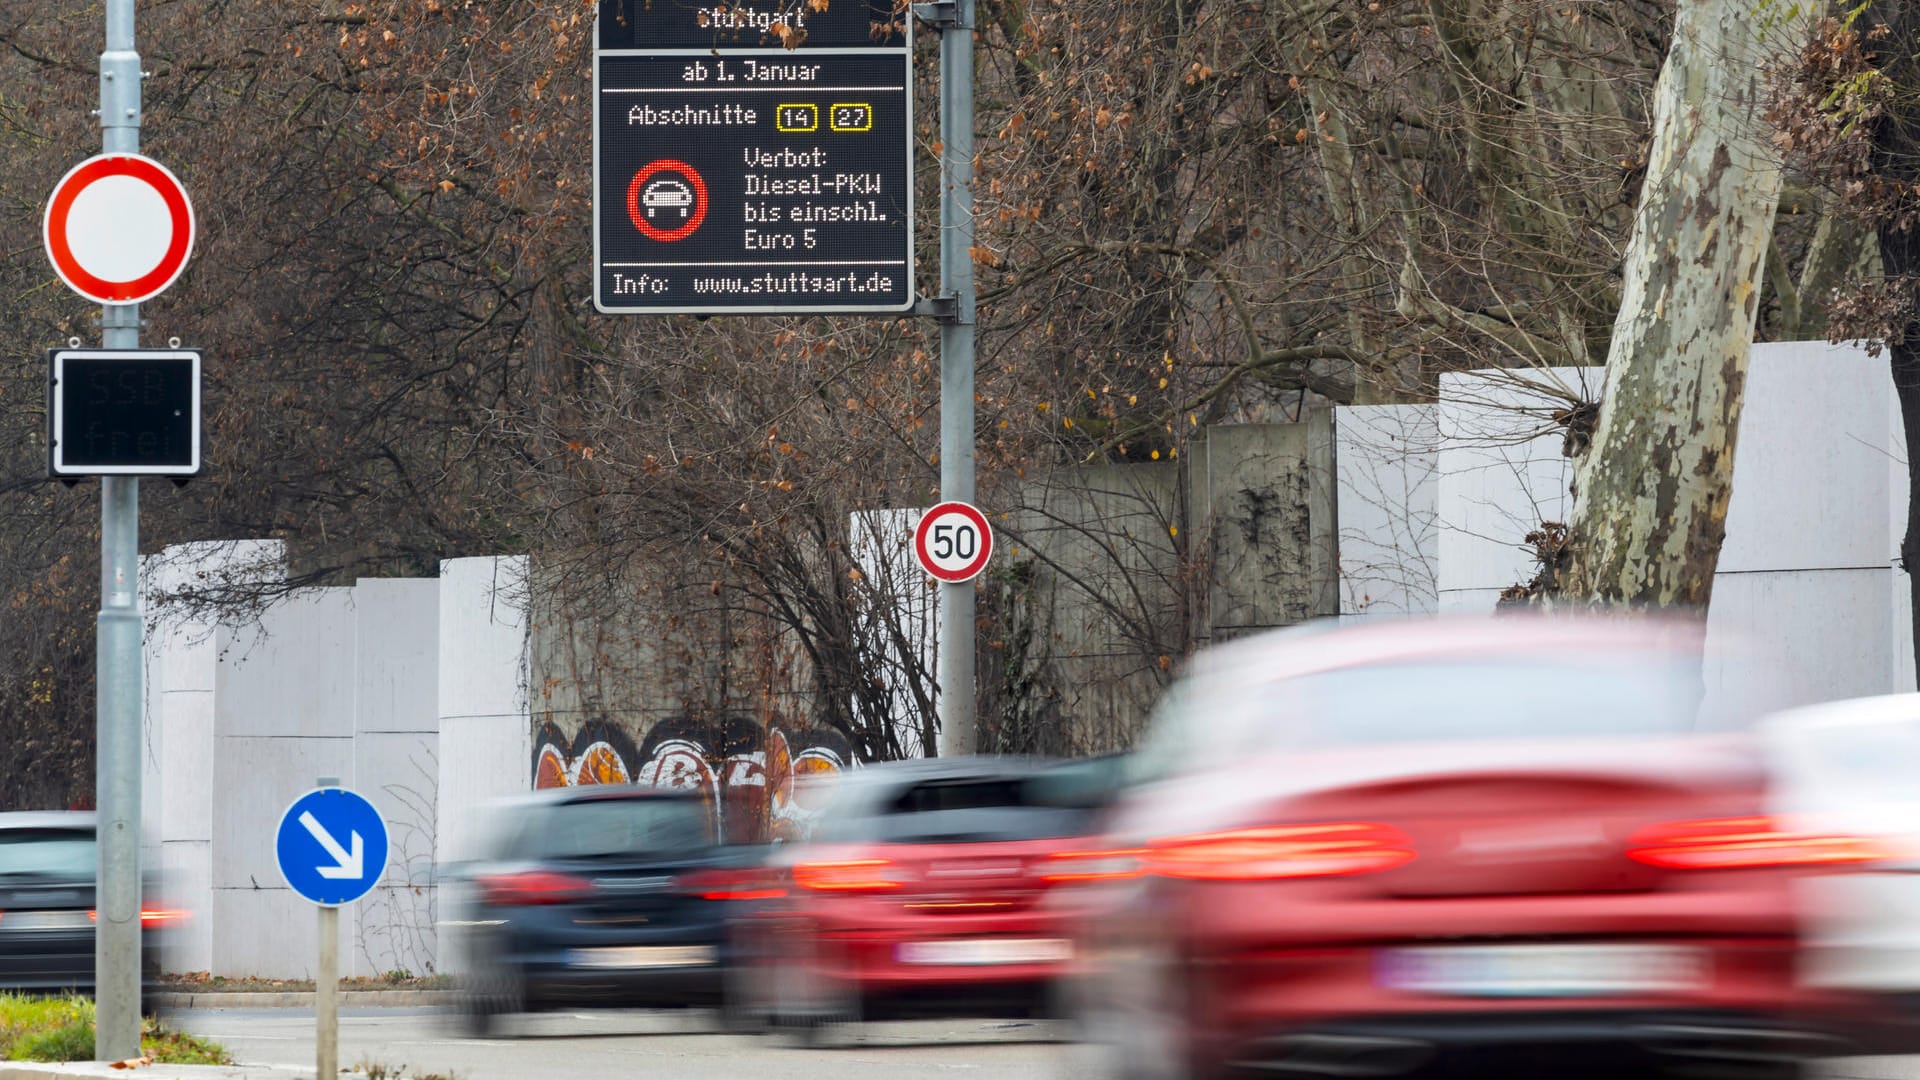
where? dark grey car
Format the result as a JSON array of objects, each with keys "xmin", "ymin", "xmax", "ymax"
[
  {"xmin": 445, "ymin": 787, "xmax": 773, "ymax": 1036},
  {"xmin": 0, "ymin": 811, "xmax": 172, "ymax": 996}
]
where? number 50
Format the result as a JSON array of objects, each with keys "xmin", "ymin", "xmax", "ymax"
[{"xmin": 932, "ymin": 521, "xmax": 977, "ymax": 561}]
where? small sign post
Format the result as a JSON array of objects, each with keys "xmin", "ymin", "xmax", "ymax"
[
  {"xmin": 54, "ymin": 0, "xmax": 198, "ymax": 1051},
  {"xmin": 276, "ymin": 783, "xmax": 389, "ymax": 1079}
]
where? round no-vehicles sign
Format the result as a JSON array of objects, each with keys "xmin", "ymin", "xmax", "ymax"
[
  {"xmin": 44, "ymin": 153, "xmax": 194, "ymax": 305},
  {"xmin": 914, "ymin": 501, "xmax": 994, "ymax": 583}
]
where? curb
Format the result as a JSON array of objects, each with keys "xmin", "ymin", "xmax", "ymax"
[
  {"xmin": 151, "ymin": 990, "xmax": 455, "ymax": 1010},
  {"xmin": 0, "ymin": 1066, "xmax": 301, "ymax": 1079}
]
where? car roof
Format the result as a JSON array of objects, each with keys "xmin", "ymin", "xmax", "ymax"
[
  {"xmin": 1190, "ymin": 612, "xmax": 1706, "ymax": 690},
  {"xmin": 836, "ymin": 756, "xmax": 1052, "ymax": 783},
  {"xmin": 1764, "ymin": 692, "xmax": 1920, "ymax": 732},
  {"xmin": 487, "ymin": 785, "xmax": 703, "ymax": 811},
  {"xmin": 816, "ymin": 756, "xmax": 1054, "ymax": 808},
  {"xmin": 0, "ymin": 811, "xmax": 96, "ymax": 832}
]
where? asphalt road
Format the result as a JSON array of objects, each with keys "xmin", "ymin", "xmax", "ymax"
[
  {"xmin": 167, "ymin": 1007, "xmax": 1073, "ymax": 1080},
  {"xmin": 165, "ymin": 1007, "xmax": 1920, "ymax": 1080}
]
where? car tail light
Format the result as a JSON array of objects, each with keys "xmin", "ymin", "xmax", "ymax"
[
  {"xmin": 478, "ymin": 871, "xmax": 595, "ymax": 906},
  {"xmin": 1627, "ymin": 816, "xmax": 1889, "ymax": 869},
  {"xmin": 85, "ymin": 909, "xmax": 190, "ymax": 926},
  {"xmin": 674, "ymin": 868, "xmax": 786, "ymax": 901},
  {"xmin": 792, "ymin": 859, "xmax": 903, "ymax": 892},
  {"xmin": 1040, "ymin": 849, "xmax": 1144, "ymax": 884},
  {"xmin": 1143, "ymin": 823, "xmax": 1417, "ymax": 880}
]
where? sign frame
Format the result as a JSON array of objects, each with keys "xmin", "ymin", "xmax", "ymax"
[
  {"xmin": 275, "ymin": 786, "xmax": 390, "ymax": 908},
  {"xmin": 914, "ymin": 500, "xmax": 994, "ymax": 583},
  {"xmin": 43, "ymin": 152, "xmax": 195, "ymax": 306},
  {"xmin": 592, "ymin": 35, "xmax": 915, "ymax": 316},
  {"xmin": 48, "ymin": 348, "xmax": 203, "ymax": 478}
]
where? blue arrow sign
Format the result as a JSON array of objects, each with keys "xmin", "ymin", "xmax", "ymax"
[{"xmin": 275, "ymin": 787, "xmax": 389, "ymax": 907}]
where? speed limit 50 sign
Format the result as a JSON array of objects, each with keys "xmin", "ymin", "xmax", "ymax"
[{"xmin": 913, "ymin": 501, "xmax": 994, "ymax": 583}]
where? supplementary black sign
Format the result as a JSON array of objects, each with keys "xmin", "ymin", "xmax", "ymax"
[
  {"xmin": 594, "ymin": 0, "xmax": 912, "ymax": 314},
  {"xmin": 48, "ymin": 349, "xmax": 202, "ymax": 476}
]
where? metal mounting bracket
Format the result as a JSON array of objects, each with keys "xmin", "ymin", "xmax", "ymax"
[
  {"xmin": 914, "ymin": 294, "xmax": 960, "ymax": 320},
  {"xmin": 911, "ymin": 0, "xmax": 971, "ymax": 29}
]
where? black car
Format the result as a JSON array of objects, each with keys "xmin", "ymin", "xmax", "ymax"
[
  {"xmin": 0, "ymin": 811, "xmax": 174, "ymax": 996},
  {"xmin": 446, "ymin": 787, "xmax": 774, "ymax": 1035}
]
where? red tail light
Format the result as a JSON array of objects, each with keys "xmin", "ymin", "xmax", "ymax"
[
  {"xmin": 84, "ymin": 909, "xmax": 189, "ymax": 926},
  {"xmin": 674, "ymin": 868, "xmax": 786, "ymax": 901},
  {"xmin": 792, "ymin": 859, "xmax": 903, "ymax": 892},
  {"xmin": 1627, "ymin": 816, "xmax": 1888, "ymax": 869},
  {"xmin": 479, "ymin": 871, "xmax": 594, "ymax": 906},
  {"xmin": 1041, "ymin": 849, "xmax": 1144, "ymax": 884},
  {"xmin": 1144, "ymin": 823, "xmax": 1417, "ymax": 880}
]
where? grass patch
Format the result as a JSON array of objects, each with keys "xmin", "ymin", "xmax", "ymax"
[{"xmin": 0, "ymin": 994, "xmax": 229, "ymax": 1064}]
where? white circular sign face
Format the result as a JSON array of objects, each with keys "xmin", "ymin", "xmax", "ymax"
[
  {"xmin": 44, "ymin": 153, "xmax": 195, "ymax": 305},
  {"xmin": 913, "ymin": 501, "xmax": 995, "ymax": 583}
]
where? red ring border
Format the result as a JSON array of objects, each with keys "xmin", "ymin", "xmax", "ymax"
[
  {"xmin": 913, "ymin": 501, "xmax": 995, "ymax": 583},
  {"xmin": 626, "ymin": 159, "xmax": 709, "ymax": 243},
  {"xmin": 44, "ymin": 153, "xmax": 194, "ymax": 305}
]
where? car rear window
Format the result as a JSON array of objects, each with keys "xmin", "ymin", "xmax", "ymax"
[
  {"xmin": 841, "ymin": 777, "xmax": 1096, "ymax": 844},
  {"xmin": 1287, "ymin": 656, "xmax": 1708, "ymax": 747},
  {"xmin": 0, "ymin": 830, "xmax": 95, "ymax": 879},
  {"xmin": 534, "ymin": 799, "xmax": 709, "ymax": 859}
]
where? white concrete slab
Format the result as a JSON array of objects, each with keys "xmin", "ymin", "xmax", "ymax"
[
  {"xmin": 437, "ymin": 557, "xmax": 529, "ymax": 724},
  {"xmin": 216, "ymin": 590, "xmax": 356, "ymax": 739},
  {"xmin": 1702, "ymin": 568, "xmax": 1895, "ymax": 724},
  {"xmin": 354, "ymin": 578, "xmax": 439, "ymax": 735},
  {"xmin": 209, "ymin": 734, "xmax": 355, "ymax": 891},
  {"xmin": 1718, "ymin": 342, "xmax": 1890, "ymax": 573},
  {"xmin": 1335, "ymin": 405, "xmax": 1439, "ymax": 616},
  {"xmin": 157, "ymin": 838, "xmax": 211, "ymax": 975},
  {"xmin": 211, "ymin": 885, "xmax": 357, "ymax": 980}
]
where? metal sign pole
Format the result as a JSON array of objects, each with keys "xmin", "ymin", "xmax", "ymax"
[
  {"xmin": 933, "ymin": 0, "xmax": 977, "ymax": 756},
  {"xmin": 317, "ymin": 904, "xmax": 340, "ymax": 1079},
  {"xmin": 279, "ymin": 778, "xmax": 385, "ymax": 1080},
  {"xmin": 314, "ymin": 775, "xmax": 342, "ymax": 1080},
  {"xmin": 94, "ymin": 0, "xmax": 144, "ymax": 1060}
]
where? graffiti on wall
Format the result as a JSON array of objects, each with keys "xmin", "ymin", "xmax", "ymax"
[{"xmin": 532, "ymin": 717, "xmax": 851, "ymax": 843}]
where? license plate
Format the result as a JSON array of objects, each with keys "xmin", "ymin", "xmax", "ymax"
[
  {"xmin": 1378, "ymin": 944, "xmax": 1707, "ymax": 998},
  {"xmin": 569, "ymin": 945, "xmax": 716, "ymax": 970},
  {"xmin": 897, "ymin": 938, "xmax": 1073, "ymax": 966},
  {"xmin": 3, "ymin": 910, "xmax": 91, "ymax": 932}
]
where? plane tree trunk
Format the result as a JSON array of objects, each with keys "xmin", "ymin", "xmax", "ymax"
[{"xmin": 1558, "ymin": 0, "xmax": 1811, "ymax": 607}]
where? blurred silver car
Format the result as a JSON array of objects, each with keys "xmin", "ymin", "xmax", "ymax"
[
  {"xmin": 0, "ymin": 811, "xmax": 179, "ymax": 996},
  {"xmin": 1765, "ymin": 695, "xmax": 1920, "ymax": 1033}
]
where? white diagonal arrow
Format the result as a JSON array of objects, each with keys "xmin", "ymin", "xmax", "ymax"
[{"xmin": 299, "ymin": 810, "xmax": 364, "ymax": 880}]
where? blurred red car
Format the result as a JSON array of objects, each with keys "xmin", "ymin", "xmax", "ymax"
[
  {"xmin": 1065, "ymin": 615, "xmax": 1894, "ymax": 1080},
  {"xmin": 739, "ymin": 756, "xmax": 1120, "ymax": 1044}
]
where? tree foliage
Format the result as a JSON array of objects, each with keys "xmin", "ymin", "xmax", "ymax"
[{"xmin": 0, "ymin": 0, "xmax": 1857, "ymax": 803}]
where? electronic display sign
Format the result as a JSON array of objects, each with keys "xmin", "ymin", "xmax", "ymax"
[
  {"xmin": 594, "ymin": 0, "xmax": 913, "ymax": 314},
  {"xmin": 48, "ymin": 349, "xmax": 202, "ymax": 477}
]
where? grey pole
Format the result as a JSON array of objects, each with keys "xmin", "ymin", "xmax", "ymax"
[
  {"xmin": 317, "ymin": 905, "xmax": 339, "ymax": 1079},
  {"xmin": 94, "ymin": 0, "xmax": 145, "ymax": 1060},
  {"xmin": 315, "ymin": 777, "xmax": 341, "ymax": 1079},
  {"xmin": 934, "ymin": 0, "xmax": 977, "ymax": 756}
]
